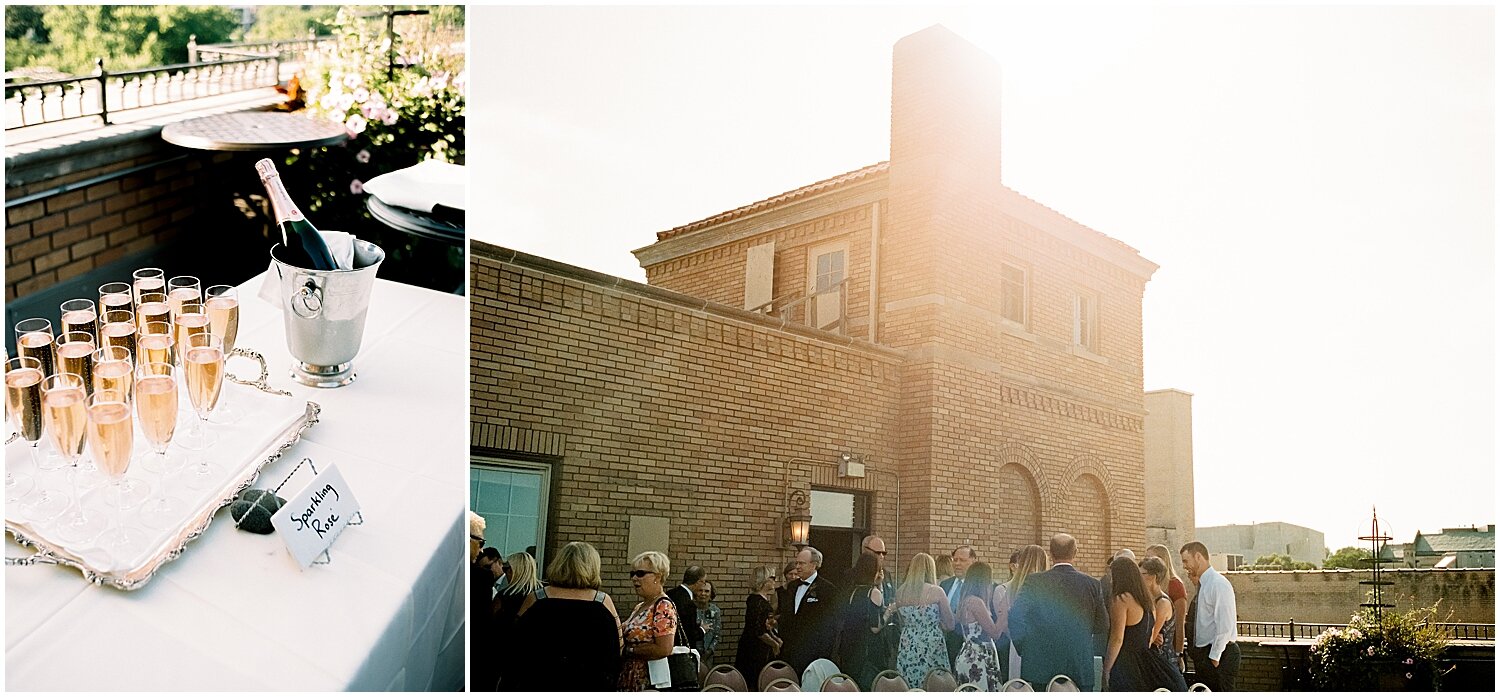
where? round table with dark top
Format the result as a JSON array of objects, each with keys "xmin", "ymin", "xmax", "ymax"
[
  {"xmin": 365, "ymin": 195, "xmax": 464, "ymax": 247},
  {"xmin": 161, "ymin": 111, "xmax": 348, "ymax": 152}
]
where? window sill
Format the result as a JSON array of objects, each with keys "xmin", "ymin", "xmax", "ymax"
[
  {"xmin": 1072, "ymin": 345, "xmax": 1108, "ymax": 364},
  {"xmin": 997, "ymin": 319, "xmax": 1038, "ymax": 343}
]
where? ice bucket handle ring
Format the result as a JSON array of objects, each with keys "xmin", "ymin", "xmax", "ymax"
[{"xmin": 292, "ymin": 279, "xmax": 323, "ymax": 319}]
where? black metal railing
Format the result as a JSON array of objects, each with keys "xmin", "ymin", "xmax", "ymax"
[
  {"xmin": 5, "ymin": 55, "xmax": 279, "ymax": 131},
  {"xmin": 1239, "ymin": 620, "xmax": 1496, "ymax": 642}
]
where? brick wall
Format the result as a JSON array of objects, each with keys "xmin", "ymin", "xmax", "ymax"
[
  {"xmin": 636, "ymin": 26, "xmax": 1157, "ymax": 574},
  {"xmin": 472, "ymin": 243, "xmax": 907, "ymax": 663},
  {"xmin": 5, "ymin": 135, "xmax": 226, "ymax": 301},
  {"xmin": 1226, "ymin": 568, "xmax": 1495, "ymax": 624}
]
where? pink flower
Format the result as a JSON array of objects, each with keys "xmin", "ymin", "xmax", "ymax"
[
  {"xmin": 345, "ymin": 114, "xmax": 367, "ymax": 135},
  {"xmin": 352, "ymin": 87, "xmax": 369, "ymax": 104},
  {"xmin": 350, "ymin": 179, "xmax": 364, "ymax": 195},
  {"xmin": 1404, "ymin": 659, "xmax": 1414, "ymax": 665},
  {"xmin": 337, "ymin": 93, "xmax": 356, "ymax": 112},
  {"xmin": 361, "ymin": 102, "xmax": 383, "ymax": 120},
  {"xmin": 381, "ymin": 110, "xmax": 397, "ymax": 126},
  {"xmin": 1405, "ymin": 673, "xmax": 1413, "ymax": 680},
  {"xmin": 355, "ymin": 149, "xmax": 371, "ymax": 164},
  {"xmin": 1367, "ymin": 646, "xmax": 1376, "ymax": 656},
  {"xmin": 343, "ymin": 74, "xmax": 362, "ymax": 89}
]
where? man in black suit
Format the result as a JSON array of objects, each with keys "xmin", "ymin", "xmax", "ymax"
[
  {"xmin": 1009, "ymin": 533, "xmax": 1109, "ymax": 691},
  {"xmin": 939, "ymin": 545, "xmax": 980, "ymax": 663},
  {"xmin": 778, "ymin": 546, "xmax": 842, "ymax": 673},
  {"xmin": 667, "ymin": 565, "xmax": 711, "ymax": 653}
]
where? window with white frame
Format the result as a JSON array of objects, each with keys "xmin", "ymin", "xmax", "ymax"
[
  {"xmin": 999, "ymin": 263, "xmax": 1027, "ymax": 325},
  {"xmin": 807, "ymin": 241, "xmax": 848, "ymax": 332},
  {"xmin": 1072, "ymin": 291, "xmax": 1098, "ymax": 351}
]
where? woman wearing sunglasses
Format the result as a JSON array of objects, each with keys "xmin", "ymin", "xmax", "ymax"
[
  {"xmin": 619, "ymin": 550, "xmax": 680, "ymax": 690},
  {"xmin": 510, "ymin": 541, "xmax": 622, "ymax": 691},
  {"xmin": 736, "ymin": 563, "xmax": 783, "ymax": 683}
]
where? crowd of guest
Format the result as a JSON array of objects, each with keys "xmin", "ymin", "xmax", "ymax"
[{"xmin": 467, "ymin": 512, "xmax": 1238, "ymax": 692}]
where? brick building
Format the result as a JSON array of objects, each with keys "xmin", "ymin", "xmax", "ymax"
[{"xmin": 472, "ymin": 25, "xmax": 1163, "ymax": 659}]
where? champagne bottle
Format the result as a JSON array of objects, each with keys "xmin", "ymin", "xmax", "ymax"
[{"xmin": 255, "ymin": 158, "xmax": 339, "ymax": 271}]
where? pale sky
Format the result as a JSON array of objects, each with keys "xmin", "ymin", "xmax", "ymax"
[{"xmin": 471, "ymin": 4, "xmax": 1496, "ymax": 554}]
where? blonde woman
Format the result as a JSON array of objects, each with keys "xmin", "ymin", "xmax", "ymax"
[
  {"xmin": 1144, "ymin": 543, "xmax": 1188, "ymax": 670},
  {"xmin": 885, "ymin": 553, "xmax": 955, "ymax": 686},
  {"xmin": 488, "ymin": 552, "xmax": 542, "ymax": 688},
  {"xmin": 737, "ymin": 564, "xmax": 783, "ymax": 681},
  {"xmin": 511, "ymin": 542, "xmax": 622, "ymax": 691},
  {"xmin": 992, "ymin": 544, "xmax": 1048, "ymax": 680},
  {"xmin": 619, "ymin": 550, "xmax": 679, "ymax": 691}
]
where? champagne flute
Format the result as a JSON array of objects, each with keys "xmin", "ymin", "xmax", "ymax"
[
  {"xmin": 136, "ymin": 362, "xmax": 185, "ymax": 527},
  {"xmin": 204, "ymin": 285, "xmax": 242, "ymax": 425},
  {"xmin": 137, "ymin": 320, "xmax": 174, "ymax": 368},
  {"xmin": 100, "ymin": 308, "xmax": 137, "ymax": 361},
  {"xmin": 132, "ymin": 267, "xmax": 165, "ymax": 306},
  {"xmin": 43, "ymin": 373, "xmax": 106, "ymax": 545},
  {"xmin": 54, "ymin": 331, "xmax": 96, "ymax": 398},
  {"xmin": 179, "ymin": 333, "xmax": 223, "ymax": 461},
  {"xmin": 59, "ymin": 299, "xmax": 98, "ymax": 341},
  {"xmin": 204, "ymin": 286, "xmax": 240, "ymax": 355},
  {"xmin": 11, "ymin": 358, "xmax": 67, "ymax": 521},
  {"xmin": 135, "ymin": 290, "xmax": 171, "ymax": 334},
  {"xmin": 92, "ymin": 345, "xmax": 133, "ymax": 403},
  {"xmin": 98, "ymin": 281, "xmax": 133, "ymax": 318},
  {"xmin": 90, "ymin": 388, "xmax": 150, "ymax": 558},
  {"xmin": 166, "ymin": 275, "xmax": 202, "ymax": 320},
  {"xmin": 15, "ymin": 318, "xmax": 56, "ymax": 378},
  {"xmin": 173, "ymin": 302, "xmax": 210, "ymax": 370},
  {"xmin": 5, "ymin": 356, "xmax": 43, "ymax": 501}
]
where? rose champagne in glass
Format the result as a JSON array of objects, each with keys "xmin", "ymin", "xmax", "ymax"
[
  {"xmin": 15, "ymin": 318, "xmax": 56, "ymax": 378},
  {"xmin": 136, "ymin": 362, "xmax": 185, "ymax": 526},
  {"xmin": 204, "ymin": 285, "xmax": 242, "ymax": 424},
  {"xmin": 131, "ymin": 268, "xmax": 165, "ymax": 306},
  {"xmin": 179, "ymin": 333, "xmax": 223, "ymax": 461},
  {"xmin": 100, "ymin": 309, "xmax": 137, "ymax": 361},
  {"xmin": 43, "ymin": 373, "xmax": 105, "ymax": 544},
  {"xmin": 5, "ymin": 356, "xmax": 43, "ymax": 503},
  {"xmin": 59, "ymin": 299, "xmax": 98, "ymax": 341}
]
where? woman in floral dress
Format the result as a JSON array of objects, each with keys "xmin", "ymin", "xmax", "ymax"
[
  {"xmin": 619, "ymin": 551, "xmax": 680, "ymax": 691},
  {"xmin": 953, "ymin": 562, "xmax": 1004, "ymax": 689},
  {"xmin": 884, "ymin": 553, "xmax": 954, "ymax": 687}
]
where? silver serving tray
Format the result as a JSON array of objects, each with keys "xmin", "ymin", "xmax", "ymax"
[{"xmin": 5, "ymin": 401, "xmax": 320, "ymax": 591}]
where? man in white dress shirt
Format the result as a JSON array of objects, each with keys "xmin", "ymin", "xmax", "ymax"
[{"xmin": 1181, "ymin": 541, "xmax": 1240, "ymax": 691}]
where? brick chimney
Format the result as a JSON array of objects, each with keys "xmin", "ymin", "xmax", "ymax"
[
  {"xmin": 880, "ymin": 25, "xmax": 1005, "ymax": 350},
  {"xmin": 890, "ymin": 25, "xmax": 1004, "ymax": 188}
]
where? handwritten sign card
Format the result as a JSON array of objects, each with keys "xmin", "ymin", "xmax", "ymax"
[{"xmin": 270, "ymin": 461, "xmax": 362, "ymax": 568}]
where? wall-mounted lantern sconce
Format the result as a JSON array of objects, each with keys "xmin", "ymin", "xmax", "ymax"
[{"xmin": 783, "ymin": 488, "xmax": 812, "ymax": 549}]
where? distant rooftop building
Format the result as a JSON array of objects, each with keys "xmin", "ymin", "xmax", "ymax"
[
  {"xmin": 1196, "ymin": 521, "xmax": 1326, "ymax": 566},
  {"xmin": 1399, "ymin": 525, "xmax": 1495, "ymax": 569}
]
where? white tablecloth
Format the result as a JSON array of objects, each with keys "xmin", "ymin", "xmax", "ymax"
[{"xmin": 6, "ymin": 273, "xmax": 467, "ymax": 691}]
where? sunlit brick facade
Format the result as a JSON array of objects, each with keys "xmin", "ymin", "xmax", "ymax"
[{"xmin": 472, "ymin": 25, "xmax": 1159, "ymax": 660}]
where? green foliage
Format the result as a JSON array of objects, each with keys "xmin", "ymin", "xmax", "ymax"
[
  {"xmin": 5, "ymin": 5, "xmax": 48, "ymax": 41},
  {"xmin": 246, "ymin": 5, "xmax": 338, "ymax": 42},
  {"xmin": 1308, "ymin": 603, "xmax": 1452, "ymax": 691},
  {"xmin": 1324, "ymin": 546, "xmax": 1373, "ymax": 570},
  {"xmin": 1243, "ymin": 553, "xmax": 1317, "ymax": 570},
  {"xmin": 6, "ymin": 5, "xmax": 240, "ymax": 76},
  {"xmin": 283, "ymin": 6, "xmax": 465, "ymax": 292}
]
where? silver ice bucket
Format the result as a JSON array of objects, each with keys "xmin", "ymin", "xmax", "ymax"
[{"xmin": 270, "ymin": 239, "xmax": 384, "ymax": 388}]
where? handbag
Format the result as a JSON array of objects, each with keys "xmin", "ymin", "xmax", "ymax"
[{"xmin": 646, "ymin": 598, "xmax": 700, "ymax": 690}]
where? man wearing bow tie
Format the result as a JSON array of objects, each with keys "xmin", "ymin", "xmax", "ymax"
[{"xmin": 778, "ymin": 546, "xmax": 843, "ymax": 673}]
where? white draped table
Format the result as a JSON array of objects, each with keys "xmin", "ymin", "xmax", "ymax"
[{"xmin": 6, "ymin": 272, "xmax": 467, "ymax": 691}]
